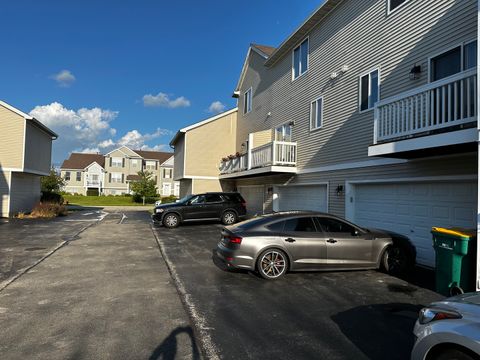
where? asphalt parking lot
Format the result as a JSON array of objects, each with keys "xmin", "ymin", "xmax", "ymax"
[{"xmin": 153, "ymin": 221, "xmax": 443, "ymax": 360}]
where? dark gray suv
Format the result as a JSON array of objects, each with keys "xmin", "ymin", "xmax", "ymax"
[{"xmin": 152, "ymin": 192, "xmax": 247, "ymax": 228}]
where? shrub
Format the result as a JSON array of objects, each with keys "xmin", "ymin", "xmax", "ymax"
[
  {"xmin": 161, "ymin": 195, "xmax": 178, "ymax": 204},
  {"xmin": 30, "ymin": 202, "xmax": 68, "ymax": 218},
  {"xmin": 132, "ymin": 194, "xmax": 158, "ymax": 204},
  {"xmin": 41, "ymin": 191, "xmax": 64, "ymax": 204},
  {"xmin": 86, "ymin": 189, "xmax": 99, "ymax": 196}
]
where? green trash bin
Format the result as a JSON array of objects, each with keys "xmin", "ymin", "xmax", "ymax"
[{"xmin": 432, "ymin": 227, "xmax": 477, "ymax": 297}]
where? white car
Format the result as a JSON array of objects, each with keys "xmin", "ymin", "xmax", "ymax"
[{"xmin": 412, "ymin": 292, "xmax": 480, "ymax": 360}]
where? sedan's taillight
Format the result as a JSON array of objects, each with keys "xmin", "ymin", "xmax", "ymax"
[
  {"xmin": 227, "ymin": 235, "xmax": 242, "ymax": 244},
  {"xmin": 418, "ymin": 307, "xmax": 462, "ymax": 324}
]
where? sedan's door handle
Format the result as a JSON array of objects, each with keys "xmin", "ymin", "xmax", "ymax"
[
  {"xmin": 285, "ymin": 238, "xmax": 296, "ymax": 243},
  {"xmin": 327, "ymin": 239, "xmax": 337, "ymax": 244}
]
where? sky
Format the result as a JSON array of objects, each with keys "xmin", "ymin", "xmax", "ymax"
[{"xmin": 0, "ymin": 0, "xmax": 322, "ymax": 164}]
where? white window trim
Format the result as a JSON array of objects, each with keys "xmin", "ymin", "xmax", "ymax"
[
  {"xmin": 310, "ymin": 96, "xmax": 324, "ymax": 131},
  {"xmin": 387, "ymin": 0, "xmax": 411, "ymax": 15},
  {"xmin": 111, "ymin": 172, "xmax": 122, "ymax": 183},
  {"xmin": 427, "ymin": 39, "xmax": 477, "ymax": 83},
  {"xmin": 274, "ymin": 122, "xmax": 293, "ymax": 142},
  {"xmin": 358, "ymin": 67, "xmax": 381, "ymax": 114},
  {"xmin": 243, "ymin": 87, "xmax": 252, "ymax": 114},
  {"xmin": 111, "ymin": 157, "xmax": 123, "ymax": 167},
  {"xmin": 292, "ymin": 37, "xmax": 309, "ymax": 81}
]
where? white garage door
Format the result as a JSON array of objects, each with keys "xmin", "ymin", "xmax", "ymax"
[
  {"xmin": 276, "ymin": 185, "xmax": 328, "ymax": 212},
  {"xmin": 353, "ymin": 181, "xmax": 477, "ymax": 267},
  {"xmin": 238, "ymin": 186, "xmax": 264, "ymax": 217}
]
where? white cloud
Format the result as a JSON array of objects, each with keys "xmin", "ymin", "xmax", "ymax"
[
  {"xmin": 51, "ymin": 70, "xmax": 76, "ymax": 87},
  {"xmin": 30, "ymin": 102, "xmax": 173, "ymax": 163},
  {"xmin": 143, "ymin": 92, "xmax": 190, "ymax": 108},
  {"xmin": 208, "ymin": 101, "xmax": 226, "ymax": 114}
]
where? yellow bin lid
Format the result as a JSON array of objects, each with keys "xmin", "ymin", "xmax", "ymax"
[{"xmin": 432, "ymin": 227, "xmax": 476, "ymax": 238}]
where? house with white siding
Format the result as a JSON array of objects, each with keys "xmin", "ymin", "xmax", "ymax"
[
  {"xmin": 174, "ymin": 0, "xmax": 480, "ymax": 274},
  {"xmin": 0, "ymin": 100, "xmax": 57, "ymax": 217}
]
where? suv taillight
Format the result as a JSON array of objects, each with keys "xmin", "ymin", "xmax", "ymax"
[
  {"xmin": 241, "ymin": 201, "xmax": 246, "ymax": 208},
  {"xmin": 227, "ymin": 235, "xmax": 242, "ymax": 244}
]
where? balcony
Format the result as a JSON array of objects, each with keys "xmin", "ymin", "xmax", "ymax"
[
  {"xmin": 86, "ymin": 180, "xmax": 101, "ymax": 187},
  {"xmin": 219, "ymin": 140, "xmax": 297, "ymax": 178},
  {"xmin": 369, "ymin": 69, "xmax": 477, "ymax": 158}
]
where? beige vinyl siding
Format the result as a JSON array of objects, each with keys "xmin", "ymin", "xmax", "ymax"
[
  {"xmin": 0, "ymin": 171, "xmax": 11, "ymax": 217},
  {"xmin": 184, "ymin": 111, "xmax": 237, "ymax": 177},
  {"xmin": 252, "ymin": 129, "xmax": 273, "ymax": 148},
  {"xmin": 0, "ymin": 105, "xmax": 25, "ymax": 168},
  {"xmin": 236, "ymin": 0, "xmax": 476, "ymax": 170},
  {"xmin": 62, "ymin": 170, "xmax": 84, "ymax": 187},
  {"xmin": 24, "ymin": 122, "xmax": 52, "ymax": 173},
  {"xmin": 10, "ymin": 173, "xmax": 41, "ymax": 215},
  {"xmin": 192, "ymin": 179, "xmax": 223, "ymax": 194},
  {"xmin": 174, "ymin": 135, "xmax": 185, "ymax": 180}
]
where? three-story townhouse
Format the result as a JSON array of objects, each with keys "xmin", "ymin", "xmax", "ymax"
[{"xmin": 181, "ymin": 0, "xmax": 478, "ymax": 270}]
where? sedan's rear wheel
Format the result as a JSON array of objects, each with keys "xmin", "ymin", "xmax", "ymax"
[
  {"xmin": 257, "ymin": 249, "xmax": 288, "ymax": 280},
  {"xmin": 222, "ymin": 211, "xmax": 237, "ymax": 225},
  {"xmin": 381, "ymin": 245, "xmax": 409, "ymax": 276},
  {"xmin": 163, "ymin": 213, "xmax": 180, "ymax": 228}
]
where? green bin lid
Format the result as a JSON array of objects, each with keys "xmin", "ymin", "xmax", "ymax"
[{"xmin": 432, "ymin": 227, "xmax": 476, "ymax": 239}]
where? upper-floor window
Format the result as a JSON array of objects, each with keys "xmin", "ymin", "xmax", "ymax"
[
  {"xmin": 359, "ymin": 68, "xmax": 379, "ymax": 112},
  {"xmin": 111, "ymin": 157, "xmax": 123, "ymax": 167},
  {"xmin": 388, "ymin": 0, "xmax": 408, "ymax": 13},
  {"xmin": 244, "ymin": 87, "xmax": 252, "ymax": 114},
  {"xmin": 275, "ymin": 124, "xmax": 292, "ymax": 142},
  {"xmin": 145, "ymin": 160, "xmax": 157, "ymax": 171},
  {"xmin": 430, "ymin": 41, "xmax": 477, "ymax": 82},
  {"xmin": 64, "ymin": 171, "xmax": 71, "ymax": 181},
  {"xmin": 131, "ymin": 159, "xmax": 139, "ymax": 168},
  {"xmin": 163, "ymin": 168, "xmax": 172, "ymax": 178},
  {"xmin": 292, "ymin": 38, "xmax": 309, "ymax": 80},
  {"xmin": 310, "ymin": 97, "xmax": 323, "ymax": 131},
  {"xmin": 76, "ymin": 172, "xmax": 81, "ymax": 181}
]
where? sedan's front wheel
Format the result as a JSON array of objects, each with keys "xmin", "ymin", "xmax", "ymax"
[
  {"xmin": 257, "ymin": 249, "xmax": 288, "ymax": 280},
  {"xmin": 381, "ymin": 245, "xmax": 410, "ymax": 276}
]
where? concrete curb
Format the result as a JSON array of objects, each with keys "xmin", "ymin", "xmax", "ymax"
[
  {"xmin": 0, "ymin": 215, "xmax": 105, "ymax": 293},
  {"xmin": 151, "ymin": 225, "xmax": 220, "ymax": 360}
]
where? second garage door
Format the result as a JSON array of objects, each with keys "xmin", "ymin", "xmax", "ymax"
[
  {"xmin": 276, "ymin": 185, "xmax": 328, "ymax": 212},
  {"xmin": 238, "ymin": 186, "xmax": 264, "ymax": 217},
  {"xmin": 352, "ymin": 181, "xmax": 477, "ymax": 267}
]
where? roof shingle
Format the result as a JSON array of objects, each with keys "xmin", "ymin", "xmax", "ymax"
[{"xmin": 61, "ymin": 153, "xmax": 105, "ymax": 170}]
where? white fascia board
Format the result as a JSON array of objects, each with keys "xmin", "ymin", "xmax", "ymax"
[
  {"xmin": 84, "ymin": 161, "xmax": 106, "ymax": 171},
  {"xmin": 105, "ymin": 145, "xmax": 140, "ymax": 157},
  {"xmin": 179, "ymin": 108, "xmax": 238, "ymax": 133},
  {"xmin": 234, "ymin": 46, "xmax": 270, "ymax": 93},
  {"xmin": 368, "ymin": 128, "xmax": 477, "ymax": 157},
  {"xmin": 0, "ymin": 100, "xmax": 33, "ymax": 119}
]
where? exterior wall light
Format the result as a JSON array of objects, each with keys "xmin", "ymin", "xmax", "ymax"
[
  {"xmin": 410, "ymin": 65, "xmax": 422, "ymax": 80},
  {"xmin": 336, "ymin": 185, "xmax": 344, "ymax": 196}
]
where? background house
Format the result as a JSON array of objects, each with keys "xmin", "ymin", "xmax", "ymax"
[
  {"xmin": 0, "ymin": 100, "xmax": 57, "ymax": 217},
  {"xmin": 60, "ymin": 146, "xmax": 179, "ymax": 196}
]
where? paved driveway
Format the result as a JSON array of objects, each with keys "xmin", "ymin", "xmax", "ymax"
[{"xmin": 153, "ymin": 222, "xmax": 443, "ymax": 360}]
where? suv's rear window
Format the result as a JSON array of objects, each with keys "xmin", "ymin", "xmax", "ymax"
[
  {"xmin": 205, "ymin": 194, "xmax": 222, "ymax": 203},
  {"xmin": 222, "ymin": 193, "xmax": 244, "ymax": 203}
]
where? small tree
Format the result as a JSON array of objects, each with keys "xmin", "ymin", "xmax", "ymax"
[
  {"xmin": 130, "ymin": 171, "xmax": 158, "ymax": 203},
  {"xmin": 41, "ymin": 168, "xmax": 65, "ymax": 194}
]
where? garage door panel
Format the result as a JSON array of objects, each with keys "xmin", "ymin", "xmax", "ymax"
[
  {"xmin": 354, "ymin": 181, "xmax": 476, "ymax": 267},
  {"xmin": 277, "ymin": 185, "xmax": 327, "ymax": 212}
]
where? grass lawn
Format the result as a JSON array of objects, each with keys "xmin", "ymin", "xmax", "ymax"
[{"xmin": 64, "ymin": 195, "xmax": 152, "ymax": 206}]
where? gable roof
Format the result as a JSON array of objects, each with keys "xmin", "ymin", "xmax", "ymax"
[
  {"xmin": 134, "ymin": 150, "xmax": 173, "ymax": 164},
  {"xmin": 61, "ymin": 153, "xmax": 105, "ymax": 170},
  {"xmin": 251, "ymin": 44, "xmax": 276, "ymax": 57},
  {"xmin": 170, "ymin": 108, "xmax": 238, "ymax": 146},
  {"xmin": 0, "ymin": 100, "xmax": 58, "ymax": 139}
]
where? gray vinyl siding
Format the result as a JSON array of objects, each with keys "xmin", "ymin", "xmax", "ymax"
[
  {"xmin": 24, "ymin": 122, "xmax": 52, "ymax": 174},
  {"xmin": 237, "ymin": 0, "xmax": 477, "ymax": 170},
  {"xmin": 10, "ymin": 173, "xmax": 41, "ymax": 215},
  {"xmin": 174, "ymin": 136, "xmax": 185, "ymax": 180}
]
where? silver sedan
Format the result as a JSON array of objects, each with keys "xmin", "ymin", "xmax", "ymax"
[{"xmin": 215, "ymin": 211, "xmax": 416, "ymax": 280}]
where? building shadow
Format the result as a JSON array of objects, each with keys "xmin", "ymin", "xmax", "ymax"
[
  {"xmin": 332, "ymin": 303, "xmax": 425, "ymax": 360},
  {"xmin": 149, "ymin": 326, "xmax": 200, "ymax": 360}
]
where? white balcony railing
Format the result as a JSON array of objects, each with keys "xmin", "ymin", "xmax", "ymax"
[
  {"xmin": 219, "ymin": 141, "xmax": 297, "ymax": 175},
  {"xmin": 86, "ymin": 180, "xmax": 101, "ymax": 187},
  {"xmin": 374, "ymin": 68, "xmax": 477, "ymax": 144}
]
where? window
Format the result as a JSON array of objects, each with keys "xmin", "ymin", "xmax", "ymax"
[
  {"xmin": 267, "ymin": 221, "xmax": 285, "ymax": 232},
  {"xmin": 388, "ymin": 0, "xmax": 408, "ymax": 13},
  {"xmin": 111, "ymin": 173, "xmax": 122, "ymax": 183},
  {"xmin": 64, "ymin": 171, "xmax": 71, "ymax": 181},
  {"xmin": 293, "ymin": 38, "xmax": 309, "ymax": 80},
  {"xmin": 359, "ymin": 69, "xmax": 379, "ymax": 112},
  {"xmin": 244, "ymin": 88, "xmax": 252, "ymax": 114},
  {"xmin": 145, "ymin": 160, "xmax": 156, "ymax": 171},
  {"xmin": 163, "ymin": 168, "xmax": 172, "ymax": 178},
  {"xmin": 131, "ymin": 159, "xmax": 139, "ymax": 168},
  {"xmin": 189, "ymin": 195, "xmax": 205, "ymax": 205},
  {"xmin": 310, "ymin": 97, "xmax": 323, "ymax": 130},
  {"xmin": 111, "ymin": 157, "xmax": 123, "ymax": 167},
  {"xmin": 430, "ymin": 41, "xmax": 477, "ymax": 82},
  {"xmin": 76, "ymin": 172, "xmax": 81, "ymax": 181},
  {"xmin": 205, "ymin": 194, "xmax": 222, "ymax": 203},
  {"xmin": 162, "ymin": 183, "xmax": 171, "ymax": 196},
  {"xmin": 275, "ymin": 124, "xmax": 292, "ymax": 142},
  {"xmin": 284, "ymin": 217, "xmax": 316, "ymax": 232},
  {"xmin": 316, "ymin": 217, "xmax": 355, "ymax": 235}
]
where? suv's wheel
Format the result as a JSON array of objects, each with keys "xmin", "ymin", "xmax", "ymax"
[
  {"xmin": 222, "ymin": 211, "xmax": 237, "ymax": 225},
  {"xmin": 163, "ymin": 213, "xmax": 180, "ymax": 228},
  {"xmin": 257, "ymin": 249, "xmax": 288, "ymax": 280}
]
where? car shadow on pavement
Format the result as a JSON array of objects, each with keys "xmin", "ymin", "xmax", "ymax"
[
  {"xmin": 149, "ymin": 326, "xmax": 200, "ymax": 360},
  {"xmin": 332, "ymin": 303, "xmax": 425, "ymax": 360}
]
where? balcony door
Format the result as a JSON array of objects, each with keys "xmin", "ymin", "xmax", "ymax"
[
  {"xmin": 275, "ymin": 124, "xmax": 292, "ymax": 142},
  {"xmin": 430, "ymin": 41, "xmax": 476, "ymax": 82}
]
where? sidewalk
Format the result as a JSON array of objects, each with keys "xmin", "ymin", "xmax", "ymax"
[{"xmin": 0, "ymin": 211, "xmax": 199, "ymax": 359}]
